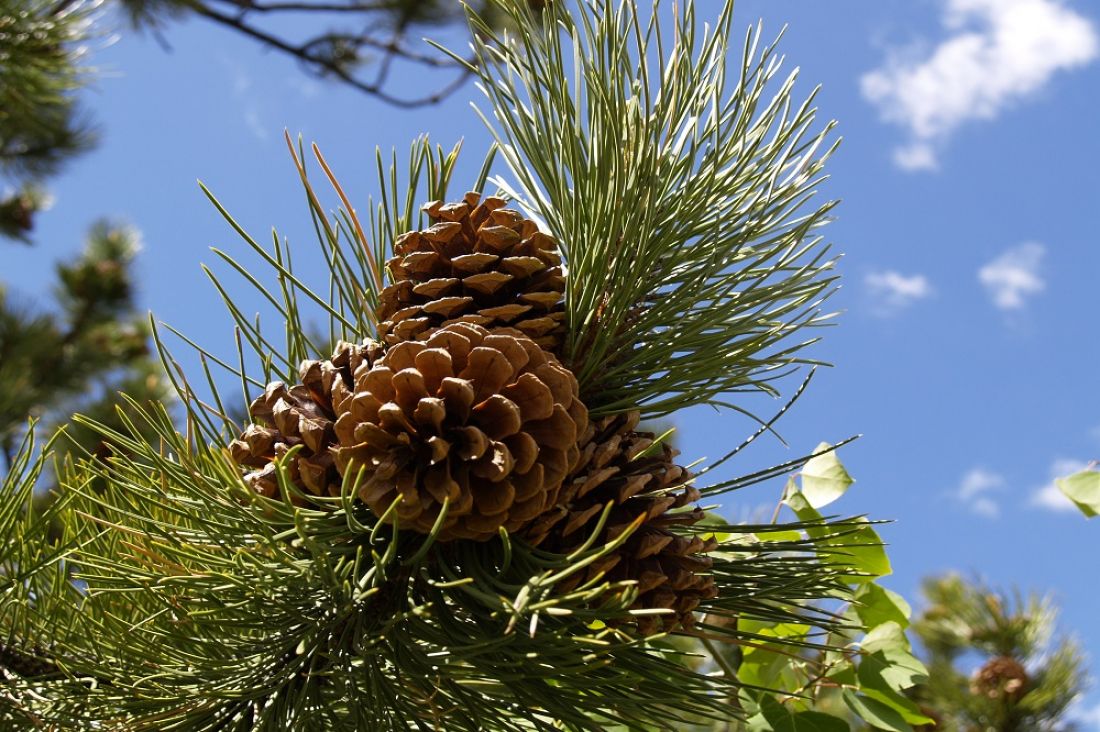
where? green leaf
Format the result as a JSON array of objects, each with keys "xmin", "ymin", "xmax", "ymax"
[
  {"xmin": 842, "ymin": 690, "xmax": 913, "ymax": 732},
  {"xmin": 858, "ymin": 650, "xmax": 928, "ymax": 694},
  {"xmin": 760, "ymin": 695, "xmax": 851, "ymax": 732},
  {"xmin": 800, "ymin": 443, "xmax": 854, "ymax": 508},
  {"xmin": 834, "ymin": 520, "xmax": 892, "ymax": 584},
  {"xmin": 861, "ymin": 622, "xmax": 910, "ymax": 654},
  {"xmin": 1056, "ymin": 469, "xmax": 1100, "ymax": 518},
  {"xmin": 859, "ymin": 687, "xmax": 934, "ymax": 726},
  {"xmin": 790, "ymin": 712, "xmax": 851, "ymax": 732},
  {"xmin": 755, "ymin": 529, "xmax": 804, "ymax": 543},
  {"xmin": 698, "ymin": 511, "xmax": 734, "ymax": 543},
  {"xmin": 785, "ymin": 491, "xmax": 892, "ymax": 583},
  {"xmin": 854, "ymin": 583, "xmax": 911, "ymax": 630}
]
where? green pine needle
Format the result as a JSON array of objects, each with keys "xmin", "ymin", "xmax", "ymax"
[{"xmin": 453, "ymin": 0, "xmax": 840, "ymax": 418}]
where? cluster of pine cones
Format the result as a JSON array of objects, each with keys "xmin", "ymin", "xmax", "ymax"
[{"xmin": 229, "ymin": 193, "xmax": 716, "ymax": 634}]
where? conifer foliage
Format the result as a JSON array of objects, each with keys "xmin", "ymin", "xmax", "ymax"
[
  {"xmin": 0, "ymin": 1, "xmax": 913, "ymax": 729},
  {"xmin": 911, "ymin": 575, "xmax": 1085, "ymax": 732},
  {"xmin": 0, "ymin": 0, "xmax": 169, "ymax": 473}
]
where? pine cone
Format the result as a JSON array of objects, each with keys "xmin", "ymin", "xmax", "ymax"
[
  {"xmin": 971, "ymin": 655, "xmax": 1029, "ymax": 701},
  {"xmin": 525, "ymin": 411, "xmax": 717, "ymax": 634},
  {"xmin": 377, "ymin": 192, "xmax": 566, "ymax": 354},
  {"xmin": 333, "ymin": 322, "xmax": 588, "ymax": 541},
  {"xmin": 229, "ymin": 340, "xmax": 382, "ymax": 503}
]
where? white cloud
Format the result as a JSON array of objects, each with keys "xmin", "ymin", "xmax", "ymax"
[
  {"xmin": 979, "ymin": 242, "xmax": 1045, "ymax": 310},
  {"xmin": 955, "ymin": 468, "xmax": 1004, "ymax": 517},
  {"xmin": 862, "ymin": 0, "xmax": 1098, "ymax": 169},
  {"xmin": 865, "ymin": 270, "xmax": 933, "ymax": 314},
  {"xmin": 1031, "ymin": 458, "xmax": 1090, "ymax": 512},
  {"xmin": 893, "ymin": 143, "xmax": 939, "ymax": 172}
]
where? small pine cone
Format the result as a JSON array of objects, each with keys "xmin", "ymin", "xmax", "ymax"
[
  {"xmin": 377, "ymin": 192, "xmax": 566, "ymax": 354},
  {"xmin": 525, "ymin": 412, "xmax": 718, "ymax": 635},
  {"xmin": 0, "ymin": 643, "xmax": 60, "ymax": 678},
  {"xmin": 333, "ymin": 322, "xmax": 588, "ymax": 541},
  {"xmin": 971, "ymin": 656, "xmax": 1029, "ymax": 701},
  {"xmin": 229, "ymin": 340, "xmax": 383, "ymax": 503}
]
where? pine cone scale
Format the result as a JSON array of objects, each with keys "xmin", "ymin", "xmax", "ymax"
[
  {"xmin": 377, "ymin": 193, "xmax": 566, "ymax": 353},
  {"xmin": 334, "ymin": 323, "xmax": 586, "ymax": 541}
]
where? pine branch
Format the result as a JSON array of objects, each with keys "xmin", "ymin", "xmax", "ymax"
[
  {"xmin": 114, "ymin": 0, "xmax": 547, "ymax": 108},
  {"xmin": 0, "ymin": 0, "xmax": 99, "ymax": 179},
  {"xmin": 456, "ymin": 0, "xmax": 840, "ymax": 419}
]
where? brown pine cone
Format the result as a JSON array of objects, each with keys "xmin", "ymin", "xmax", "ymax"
[
  {"xmin": 525, "ymin": 412, "xmax": 717, "ymax": 635},
  {"xmin": 229, "ymin": 340, "xmax": 383, "ymax": 503},
  {"xmin": 971, "ymin": 655, "xmax": 1029, "ymax": 701},
  {"xmin": 377, "ymin": 192, "xmax": 566, "ymax": 354},
  {"xmin": 332, "ymin": 322, "xmax": 588, "ymax": 541}
]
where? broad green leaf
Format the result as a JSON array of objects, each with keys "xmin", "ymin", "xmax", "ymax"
[
  {"xmin": 859, "ymin": 687, "xmax": 934, "ymax": 726},
  {"xmin": 858, "ymin": 650, "xmax": 928, "ymax": 693},
  {"xmin": 827, "ymin": 663, "xmax": 858, "ymax": 685},
  {"xmin": 783, "ymin": 488, "xmax": 822, "ymax": 518},
  {"xmin": 740, "ymin": 622, "xmax": 810, "ymax": 687},
  {"xmin": 785, "ymin": 491, "xmax": 892, "ymax": 583},
  {"xmin": 834, "ymin": 519, "xmax": 892, "ymax": 583},
  {"xmin": 1056, "ymin": 469, "xmax": 1100, "ymax": 518},
  {"xmin": 761, "ymin": 696, "xmax": 851, "ymax": 732},
  {"xmin": 739, "ymin": 651, "xmax": 791, "ymax": 687},
  {"xmin": 861, "ymin": 622, "xmax": 910, "ymax": 654},
  {"xmin": 800, "ymin": 442, "xmax": 855, "ymax": 508},
  {"xmin": 755, "ymin": 529, "xmax": 804, "ymax": 543},
  {"xmin": 790, "ymin": 712, "xmax": 851, "ymax": 732},
  {"xmin": 747, "ymin": 712, "xmax": 773, "ymax": 732},
  {"xmin": 697, "ymin": 511, "xmax": 734, "ymax": 542},
  {"xmin": 854, "ymin": 583, "xmax": 911, "ymax": 630},
  {"xmin": 842, "ymin": 690, "xmax": 912, "ymax": 732}
]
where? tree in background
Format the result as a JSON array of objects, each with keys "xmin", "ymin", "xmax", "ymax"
[
  {"xmin": 911, "ymin": 574, "xmax": 1086, "ymax": 732},
  {"xmin": 0, "ymin": 0, "xmax": 97, "ymax": 238},
  {"xmin": 0, "ymin": 0, "xmax": 168, "ymax": 476}
]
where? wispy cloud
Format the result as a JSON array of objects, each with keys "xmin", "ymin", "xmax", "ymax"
[
  {"xmin": 221, "ymin": 57, "xmax": 271, "ymax": 143},
  {"xmin": 979, "ymin": 242, "xmax": 1045, "ymax": 310},
  {"xmin": 956, "ymin": 467, "xmax": 1004, "ymax": 518},
  {"xmin": 243, "ymin": 108, "xmax": 270, "ymax": 142},
  {"xmin": 865, "ymin": 270, "xmax": 933, "ymax": 314},
  {"xmin": 861, "ymin": 0, "xmax": 1098, "ymax": 170},
  {"xmin": 1031, "ymin": 458, "xmax": 1090, "ymax": 512}
]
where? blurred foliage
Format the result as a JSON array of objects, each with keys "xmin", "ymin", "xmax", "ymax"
[
  {"xmin": 909, "ymin": 575, "xmax": 1086, "ymax": 732},
  {"xmin": 0, "ymin": 223, "xmax": 170, "ymax": 477},
  {"xmin": 0, "ymin": 0, "xmax": 98, "ymax": 181},
  {"xmin": 1, "ymin": 0, "xmax": 168, "ymax": 482}
]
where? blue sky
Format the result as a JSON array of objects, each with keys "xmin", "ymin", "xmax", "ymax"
[{"xmin": 8, "ymin": 0, "xmax": 1100, "ymax": 721}]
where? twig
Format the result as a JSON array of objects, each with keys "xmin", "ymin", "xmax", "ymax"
[{"xmin": 191, "ymin": 3, "xmax": 475, "ymax": 107}]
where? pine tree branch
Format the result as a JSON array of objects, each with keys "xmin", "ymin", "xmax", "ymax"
[
  {"xmin": 184, "ymin": 2, "xmax": 474, "ymax": 108},
  {"xmin": 210, "ymin": 0, "xmax": 407, "ymax": 15}
]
